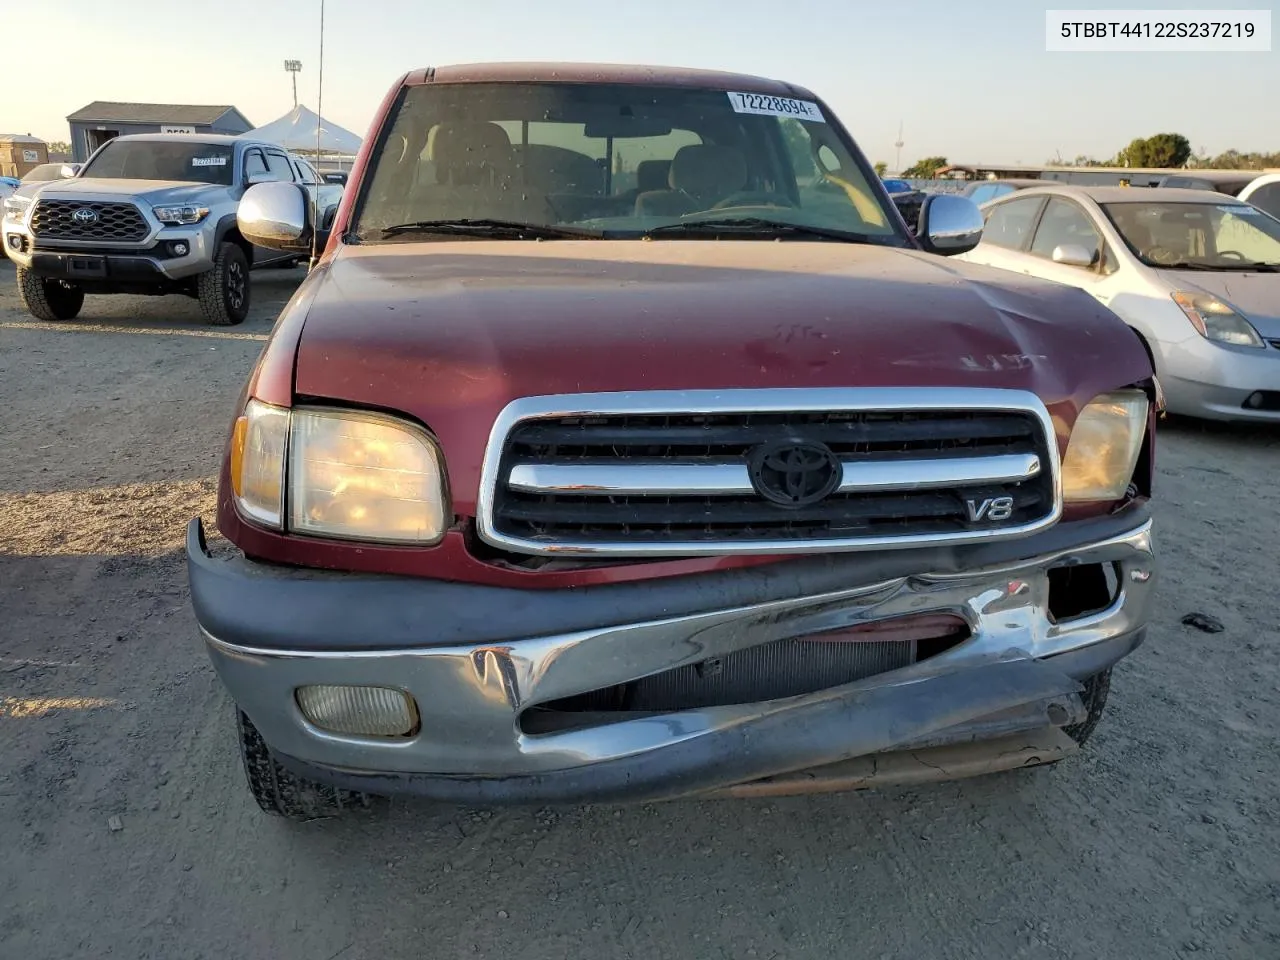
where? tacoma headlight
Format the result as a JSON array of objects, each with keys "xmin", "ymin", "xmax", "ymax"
[
  {"xmin": 229, "ymin": 402, "xmax": 448, "ymax": 542},
  {"xmin": 152, "ymin": 203, "xmax": 210, "ymax": 225},
  {"xmin": 1061, "ymin": 391, "xmax": 1148, "ymax": 502},
  {"xmin": 3, "ymin": 195, "xmax": 32, "ymax": 223},
  {"xmin": 289, "ymin": 407, "xmax": 446, "ymax": 543},
  {"xmin": 1172, "ymin": 291, "xmax": 1263, "ymax": 348}
]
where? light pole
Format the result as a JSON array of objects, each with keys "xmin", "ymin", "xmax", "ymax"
[{"xmin": 284, "ymin": 60, "xmax": 303, "ymax": 109}]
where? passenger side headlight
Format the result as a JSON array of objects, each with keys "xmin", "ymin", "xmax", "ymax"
[
  {"xmin": 3, "ymin": 195, "xmax": 32, "ymax": 223},
  {"xmin": 288, "ymin": 408, "xmax": 447, "ymax": 544},
  {"xmin": 228, "ymin": 401, "xmax": 448, "ymax": 543},
  {"xmin": 1061, "ymin": 391, "xmax": 1148, "ymax": 502},
  {"xmin": 1172, "ymin": 291, "xmax": 1263, "ymax": 348}
]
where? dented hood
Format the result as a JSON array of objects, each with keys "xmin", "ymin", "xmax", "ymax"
[{"xmin": 294, "ymin": 240, "xmax": 1151, "ymax": 514}]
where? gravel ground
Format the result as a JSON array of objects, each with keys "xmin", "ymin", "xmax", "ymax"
[{"xmin": 1, "ymin": 258, "xmax": 1278, "ymax": 960}]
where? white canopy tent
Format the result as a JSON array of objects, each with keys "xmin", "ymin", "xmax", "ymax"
[{"xmin": 241, "ymin": 105, "xmax": 362, "ymax": 155}]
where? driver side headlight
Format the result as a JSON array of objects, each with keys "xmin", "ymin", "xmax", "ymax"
[
  {"xmin": 230, "ymin": 400, "xmax": 448, "ymax": 544},
  {"xmin": 1061, "ymin": 391, "xmax": 1149, "ymax": 502},
  {"xmin": 152, "ymin": 203, "xmax": 210, "ymax": 225}
]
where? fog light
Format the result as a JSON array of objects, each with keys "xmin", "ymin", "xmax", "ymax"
[
  {"xmin": 1245, "ymin": 391, "xmax": 1264, "ymax": 409},
  {"xmin": 295, "ymin": 685, "xmax": 418, "ymax": 737},
  {"xmin": 7, "ymin": 234, "xmax": 21, "ymax": 250},
  {"xmin": 169, "ymin": 240, "xmax": 189, "ymax": 257}
]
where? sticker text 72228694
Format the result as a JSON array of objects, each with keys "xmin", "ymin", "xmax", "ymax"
[{"xmin": 727, "ymin": 92, "xmax": 825, "ymax": 122}]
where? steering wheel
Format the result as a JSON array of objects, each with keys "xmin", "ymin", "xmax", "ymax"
[
  {"xmin": 712, "ymin": 192, "xmax": 794, "ymax": 210},
  {"xmin": 1216, "ymin": 250, "xmax": 1245, "ymax": 261},
  {"xmin": 1145, "ymin": 246, "xmax": 1182, "ymax": 265}
]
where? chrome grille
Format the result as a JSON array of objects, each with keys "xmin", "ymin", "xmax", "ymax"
[
  {"xmin": 477, "ymin": 389, "xmax": 1062, "ymax": 556},
  {"xmin": 31, "ymin": 200, "xmax": 149, "ymax": 242}
]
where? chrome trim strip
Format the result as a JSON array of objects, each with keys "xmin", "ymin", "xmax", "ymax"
[
  {"xmin": 476, "ymin": 388, "xmax": 1063, "ymax": 557},
  {"xmin": 507, "ymin": 453, "xmax": 1041, "ymax": 496}
]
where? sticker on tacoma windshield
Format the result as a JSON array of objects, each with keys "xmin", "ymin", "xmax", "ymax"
[
  {"xmin": 192, "ymin": 157, "xmax": 227, "ymax": 167},
  {"xmin": 727, "ymin": 92, "xmax": 824, "ymax": 121},
  {"xmin": 1218, "ymin": 204, "xmax": 1260, "ymax": 214}
]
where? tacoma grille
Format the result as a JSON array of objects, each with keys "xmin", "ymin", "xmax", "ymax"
[
  {"xmin": 479, "ymin": 390, "xmax": 1061, "ymax": 556},
  {"xmin": 31, "ymin": 200, "xmax": 149, "ymax": 242}
]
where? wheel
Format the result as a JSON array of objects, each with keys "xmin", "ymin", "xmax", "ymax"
[
  {"xmin": 17, "ymin": 268, "xmax": 84, "ymax": 321},
  {"xmin": 236, "ymin": 709, "xmax": 373, "ymax": 820},
  {"xmin": 1063, "ymin": 668, "xmax": 1111, "ymax": 746},
  {"xmin": 197, "ymin": 242, "xmax": 250, "ymax": 326}
]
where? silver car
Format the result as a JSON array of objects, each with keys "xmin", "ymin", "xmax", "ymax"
[{"xmin": 959, "ymin": 185, "xmax": 1280, "ymax": 421}]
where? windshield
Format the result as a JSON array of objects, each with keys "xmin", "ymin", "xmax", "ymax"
[
  {"xmin": 352, "ymin": 82, "xmax": 904, "ymax": 244},
  {"xmin": 881, "ymin": 179, "xmax": 912, "ymax": 194},
  {"xmin": 80, "ymin": 140, "xmax": 234, "ymax": 185},
  {"xmin": 1102, "ymin": 200, "xmax": 1280, "ymax": 268},
  {"xmin": 22, "ymin": 164, "xmax": 64, "ymax": 182}
]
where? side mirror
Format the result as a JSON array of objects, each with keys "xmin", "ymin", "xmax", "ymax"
[
  {"xmin": 238, "ymin": 181, "xmax": 329, "ymax": 252},
  {"xmin": 1051, "ymin": 243, "xmax": 1096, "ymax": 267},
  {"xmin": 59, "ymin": 164, "xmax": 80, "ymax": 179},
  {"xmin": 916, "ymin": 194, "xmax": 983, "ymax": 255}
]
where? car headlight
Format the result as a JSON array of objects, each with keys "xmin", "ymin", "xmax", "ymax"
[
  {"xmin": 1172, "ymin": 291, "xmax": 1263, "ymax": 348},
  {"xmin": 3, "ymin": 195, "xmax": 32, "ymax": 223},
  {"xmin": 1061, "ymin": 391, "xmax": 1149, "ymax": 502},
  {"xmin": 229, "ymin": 400, "xmax": 448, "ymax": 544},
  {"xmin": 152, "ymin": 203, "xmax": 210, "ymax": 225}
]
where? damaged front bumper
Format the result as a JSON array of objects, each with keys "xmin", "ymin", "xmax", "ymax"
[{"xmin": 187, "ymin": 508, "xmax": 1156, "ymax": 804}]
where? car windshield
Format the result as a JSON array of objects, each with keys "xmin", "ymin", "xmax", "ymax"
[
  {"xmin": 22, "ymin": 164, "xmax": 64, "ymax": 182},
  {"xmin": 80, "ymin": 140, "xmax": 234, "ymax": 185},
  {"xmin": 881, "ymin": 179, "xmax": 912, "ymax": 193},
  {"xmin": 1102, "ymin": 200, "xmax": 1280, "ymax": 269},
  {"xmin": 352, "ymin": 81, "xmax": 906, "ymax": 245}
]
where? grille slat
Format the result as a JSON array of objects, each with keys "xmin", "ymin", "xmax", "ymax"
[
  {"xmin": 484, "ymin": 396, "xmax": 1059, "ymax": 554},
  {"xmin": 31, "ymin": 200, "xmax": 149, "ymax": 242}
]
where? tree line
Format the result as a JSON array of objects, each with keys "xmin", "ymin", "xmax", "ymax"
[{"xmin": 888, "ymin": 133, "xmax": 1279, "ymax": 180}]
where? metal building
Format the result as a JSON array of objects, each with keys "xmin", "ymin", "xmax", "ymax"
[{"xmin": 66, "ymin": 102, "xmax": 253, "ymax": 162}]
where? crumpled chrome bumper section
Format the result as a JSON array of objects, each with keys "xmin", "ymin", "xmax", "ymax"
[{"xmin": 193, "ymin": 517, "xmax": 1155, "ymax": 803}]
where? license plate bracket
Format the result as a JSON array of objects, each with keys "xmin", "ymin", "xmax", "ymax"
[{"xmin": 66, "ymin": 256, "xmax": 106, "ymax": 278}]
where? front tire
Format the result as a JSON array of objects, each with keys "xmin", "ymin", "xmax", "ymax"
[
  {"xmin": 1063, "ymin": 668, "xmax": 1111, "ymax": 746},
  {"xmin": 197, "ymin": 242, "xmax": 250, "ymax": 326},
  {"xmin": 236, "ymin": 710, "xmax": 373, "ymax": 820},
  {"xmin": 17, "ymin": 268, "xmax": 84, "ymax": 321}
]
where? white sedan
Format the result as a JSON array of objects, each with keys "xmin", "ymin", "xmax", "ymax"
[{"xmin": 957, "ymin": 185, "xmax": 1280, "ymax": 421}]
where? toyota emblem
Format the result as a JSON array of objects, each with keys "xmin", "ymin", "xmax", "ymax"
[
  {"xmin": 748, "ymin": 439, "xmax": 843, "ymax": 508},
  {"xmin": 72, "ymin": 207, "xmax": 99, "ymax": 224}
]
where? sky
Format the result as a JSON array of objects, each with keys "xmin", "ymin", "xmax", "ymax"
[{"xmin": 3, "ymin": 0, "xmax": 1276, "ymax": 168}]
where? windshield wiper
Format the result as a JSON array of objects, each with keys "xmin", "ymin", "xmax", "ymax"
[
  {"xmin": 1241, "ymin": 261, "xmax": 1280, "ymax": 272},
  {"xmin": 643, "ymin": 217, "xmax": 891, "ymax": 244},
  {"xmin": 1154, "ymin": 258, "xmax": 1280, "ymax": 272},
  {"xmin": 379, "ymin": 219, "xmax": 598, "ymax": 240}
]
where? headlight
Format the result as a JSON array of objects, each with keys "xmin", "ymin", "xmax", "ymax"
[
  {"xmin": 152, "ymin": 203, "xmax": 210, "ymax": 225},
  {"xmin": 1061, "ymin": 391, "xmax": 1149, "ymax": 502},
  {"xmin": 1172, "ymin": 291, "xmax": 1263, "ymax": 348},
  {"xmin": 289, "ymin": 408, "xmax": 447, "ymax": 544},
  {"xmin": 3, "ymin": 195, "xmax": 32, "ymax": 223},
  {"xmin": 229, "ymin": 399, "xmax": 290, "ymax": 527},
  {"xmin": 229, "ymin": 402, "xmax": 448, "ymax": 542}
]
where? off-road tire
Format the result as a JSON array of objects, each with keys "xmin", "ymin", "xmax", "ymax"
[
  {"xmin": 17, "ymin": 268, "xmax": 84, "ymax": 321},
  {"xmin": 197, "ymin": 242, "xmax": 250, "ymax": 326},
  {"xmin": 237, "ymin": 710, "xmax": 373, "ymax": 820},
  {"xmin": 1063, "ymin": 667, "xmax": 1112, "ymax": 746}
]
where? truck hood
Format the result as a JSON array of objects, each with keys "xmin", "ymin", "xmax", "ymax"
[
  {"xmin": 293, "ymin": 241, "xmax": 1152, "ymax": 514},
  {"xmin": 1166, "ymin": 269, "xmax": 1280, "ymax": 338},
  {"xmin": 28, "ymin": 178, "xmax": 225, "ymax": 205}
]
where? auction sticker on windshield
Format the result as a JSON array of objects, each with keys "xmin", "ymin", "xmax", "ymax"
[
  {"xmin": 727, "ymin": 92, "xmax": 824, "ymax": 121},
  {"xmin": 192, "ymin": 157, "xmax": 227, "ymax": 167}
]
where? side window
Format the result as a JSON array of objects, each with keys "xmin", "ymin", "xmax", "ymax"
[
  {"xmin": 1030, "ymin": 198, "xmax": 1101, "ymax": 264},
  {"xmin": 1246, "ymin": 183, "xmax": 1280, "ymax": 220},
  {"xmin": 981, "ymin": 197, "xmax": 1043, "ymax": 250},
  {"xmin": 266, "ymin": 151, "xmax": 295, "ymax": 181},
  {"xmin": 243, "ymin": 150, "xmax": 268, "ymax": 179},
  {"xmin": 293, "ymin": 158, "xmax": 319, "ymax": 184}
]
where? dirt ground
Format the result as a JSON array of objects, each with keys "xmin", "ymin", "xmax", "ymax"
[{"xmin": 1, "ymin": 257, "xmax": 1278, "ymax": 960}]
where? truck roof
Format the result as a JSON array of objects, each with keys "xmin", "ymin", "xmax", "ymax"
[
  {"xmin": 102, "ymin": 133, "xmax": 269, "ymax": 148},
  {"xmin": 405, "ymin": 61, "xmax": 818, "ymax": 99}
]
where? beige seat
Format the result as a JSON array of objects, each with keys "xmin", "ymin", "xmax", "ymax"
[
  {"xmin": 411, "ymin": 121, "xmax": 551, "ymax": 223},
  {"xmin": 635, "ymin": 145, "xmax": 748, "ymax": 218}
]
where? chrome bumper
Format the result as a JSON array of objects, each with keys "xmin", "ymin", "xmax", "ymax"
[{"xmin": 196, "ymin": 517, "xmax": 1155, "ymax": 800}]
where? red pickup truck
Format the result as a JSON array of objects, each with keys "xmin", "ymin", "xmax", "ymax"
[{"xmin": 187, "ymin": 63, "xmax": 1158, "ymax": 819}]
